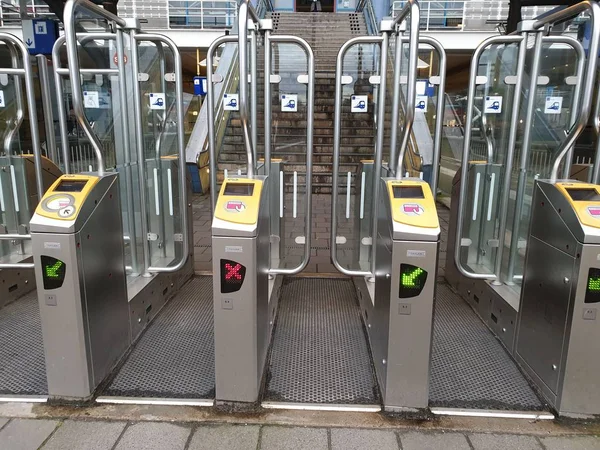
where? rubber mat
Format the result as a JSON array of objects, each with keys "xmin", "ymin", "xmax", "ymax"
[
  {"xmin": 430, "ymin": 283, "xmax": 544, "ymax": 410},
  {"xmin": 0, "ymin": 292, "xmax": 47, "ymax": 396},
  {"xmin": 264, "ymin": 278, "xmax": 378, "ymax": 404},
  {"xmin": 103, "ymin": 277, "xmax": 215, "ymax": 399}
]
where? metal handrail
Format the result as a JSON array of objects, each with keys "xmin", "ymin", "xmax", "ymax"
[
  {"xmin": 36, "ymin": 55, "xmax": 59, "ymax": 164},
  {"xmin": 594, "ymin": 79, "xmax": 600, "ymax": 184},
  {"xmin": 331, "ymin": 35, "xmax": 385, "ymax": 278},
  {"xmin": 393, "ymin": 0, "xmax": 420, "ymax": 180},
  {"xmin": 52, "ymin": 33, "xmax": 118, "ymax": 175},
  {"xmin": 562, "ymin": 37, "xmax": 585, "ymax": 179},
  {"xmin": 453, "ymin": 34, "xmax": 525, "ymax": 282},
  {"xmin": 63, "ymin": 0, "xmax": 127, "ymax": 177},
  {"xmin": 266, "ymin": 35, "xmax": 314, "ymax": 276},
  {"xmin": 237, "ymin": 0, "xmax": 260, "ymax": 178},
  {"xmin": 547, "ymin": 1, "xmax": 600, "ymax": 182},
  {"xmin": 133, "ymin": 33, "xmax": 190, "ymax": 274}
]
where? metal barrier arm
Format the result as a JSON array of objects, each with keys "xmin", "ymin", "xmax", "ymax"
[
  {"xmin": 454, "ymin": 35, "xmax": 525, "ymax": 282},
  {"xmin": 595, "ymin": 76, "xmax": 600, "ymax": 183},
  {"xmin": 266, "ymin": 35, "xmax": 314, "ymax": 275},
  {"xmin": 393, "ymin": 0, "xmax": 420, "ymax": 179},
  {"xmin": 63, "ymin": 0, "xmax": 128, "ymax": 176},
  {"xmin": 0, "ymin": 33, "xmax": 44, "ymax": 201},
  {"xmin": 132, "ymin": 33, "xmax": 189, "ymax": 274},
  {"xmin": 331, "ymin": 35, "xmax": 385, "ymax": 278},
  {"xmin": 548, "ymin": 1, "xmax": 600, "ymax": 182},
  {"xmin": 238, "ymin": 0, "xmax": 260, "ymax": 177}
]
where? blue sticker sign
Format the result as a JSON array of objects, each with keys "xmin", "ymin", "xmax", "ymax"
[{"xmin": 22, "ymin": 19, "xmax": 58, "ymax": 55}]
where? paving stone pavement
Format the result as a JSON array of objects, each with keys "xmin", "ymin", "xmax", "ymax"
[{"xmin": 0, "ymin": 418, "xmax": 599, "ymax": 450}]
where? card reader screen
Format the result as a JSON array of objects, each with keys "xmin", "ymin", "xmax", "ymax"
[
  {"xmin": 224, "ymin": 183, "xmax": 254, "ymax": 196},
  {"xmin": 566, "ymin": 188, "xmax": 600, "ymax": 202},
  {"xmin": 54, "ymin": 180, "xmax": 88, "ymax": 192},
  {"xmin": 393, "ymin": 186, "xmax": 425, "ymax": 199}
]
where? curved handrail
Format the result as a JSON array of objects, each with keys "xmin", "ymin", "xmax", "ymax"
[
  {"xmin": 63, "ymin": 0, "xmax": 127, "ymax": 176},
  {"xmin": 393, "ymin": 0, "xmax": 420, "ymax": 180},
  {"xmin": 134, "ymin": 33, "xmax": 190, "ymax": 274},
  {"xmin": 331, "ymin": 35, "xmax": 385, "ymax": 278},
  {"xmin": 237, "ymin": 0, "xmax": 260, "ymax": 178},
  {"xmin": 548, "ymin": 1, "xmax": 600, "ymax": 182},
  {"xmin": 453, "ymin": 34, "xmax": 525, "ymax": 282}
]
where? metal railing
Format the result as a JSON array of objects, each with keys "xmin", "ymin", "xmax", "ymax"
[
  {"xmin": 167, "ymin": 0, "xmax": 237, "ymax": 29},
  {"xmin": 390, "ymin": 0, "xmax": 576, "ymax": 31},
  {"xmin": 0, "ymin": 0, "xmax": 53, "ymax": 27}
]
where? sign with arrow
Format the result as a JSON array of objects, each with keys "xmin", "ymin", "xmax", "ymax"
[{"xmin": 22, "ymin": 19, "xmax": 58, "ymax": 55}]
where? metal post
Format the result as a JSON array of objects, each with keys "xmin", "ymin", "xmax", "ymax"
[
  {"xmin": 129, "ymin": 29, "xmax": 152, "ymax": 276},
  {"xmin": 250, "ymin": 27, "xmax": 258, "ymax": 162},
  {"xmin": 369, "ymin": 31, "xmax": 389, "ymax": 279},
  {"xmin": 264, "ymin": 29, "xmax": 272, "ymax": 178},
  {"xmin": 116, "ymin": 28, "xmax": 140, "ymax": 276},
  {"xmin": 506, "ymin": 31, "xmax": 544, "ymax": 283},
  {"xmin": 594, "ymin": 80, "xmax": 600, "ymax": 184},
  {"xmin": 561, "ymin": 38, "xmax": 585, "ymax": 179},
  {"xmin": 36, "ymin": 55, "xmax": 59, "ymax": 164},
  {"xmin": 395, "ymin": 2, "xmax": 420, "ymax": 179},
  {"xmin": 3, "ymin": 41, "xmax": 24, "ymax": 158},
  {"xmin": 389, "ymin": 31, "xmax": 402, "ymax": 175}
]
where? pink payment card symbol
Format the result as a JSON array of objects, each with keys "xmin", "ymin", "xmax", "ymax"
[
  {"xmin": 402, "ymin": 203, "xmax": 424, "ymax": 216},
  {"xmin": 225, "ymin": 200, "xmax": 246, "ymax": 213},
  {"xmin": 588, "ymin": 206, "xmax": 600, "ymax": 218}
]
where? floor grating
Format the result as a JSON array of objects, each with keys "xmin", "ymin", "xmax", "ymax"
[
  {"xmin": 103, "ymin": 277, "xmax": 215, "ymax": 400},
  {"xmin": 264, "ymin": 278, "xmax": 378, "ymax": 405},
  {"xmin": 0, "ymin": 292, "xmax": 47, "ymax": 396},
  {"xmin": 430, "ymin": 283, "xmax": 545, "ymax": 411}
]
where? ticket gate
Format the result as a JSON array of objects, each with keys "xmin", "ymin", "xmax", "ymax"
[
  {"xmin": 370, "ymin": 179, "xmax": 439, "ymax": 409},
  {"xmin": 212, "ymin": 178, "xmax": 272, "ymax": 403},
  {"xmin": 30, "ymin": 174, "xmax": 129, "ymax": 400},
  {"xmin": 516, "ymin": 181, "xmax": 600, "ymax": 416}
]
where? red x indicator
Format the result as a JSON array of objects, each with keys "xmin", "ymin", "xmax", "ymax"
[{"xmin": 220, "ymin": 259, "xmax": 247, "ymax": 293}]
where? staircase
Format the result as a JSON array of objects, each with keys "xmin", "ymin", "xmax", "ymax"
[{"xmin": 218, "ymin": 12, "xmax": 380, "ymax": 193}]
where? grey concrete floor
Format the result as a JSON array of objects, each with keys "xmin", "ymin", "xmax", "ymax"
[{"xmin": 1, "ymin": 417, "xmax": 600, "ymax": 450}]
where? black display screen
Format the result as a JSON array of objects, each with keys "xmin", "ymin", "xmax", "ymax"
[
  {"xmin": 393, "ymin": 186, "xmax": 425, "ymax": 199},
  {"xmin": 566, "ymin": 188, "xmax": 600, "ymax": 202},
  {"xmin": 41, "ymin": 255, "xmax": 67, "ymax": 290},
  {"xmin": 224, "ymin": 183, "xmax": 254, "ymax": 196},
  {"xmin": 220, "ymin": 259, "xmax": 247, "ymax": 293},
  {"xmin": 399, "ymin": 263, "xmax": 428, "ymax": 298},
  {"xmin": 54, "ymin": 180, "xmax": 88, "ymax": 192}
]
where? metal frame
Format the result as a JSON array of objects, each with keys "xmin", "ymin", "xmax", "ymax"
[
  {"xmin": 453, "ymin": 35, "xmax": 525, "ymax": 282},
  {"xmin": 265, "ymin": 34, "xmax": 315, "ymax": 275},
  {"xmin": 0, "ymin": 33, "xmax": 44, "ymax": 269}
]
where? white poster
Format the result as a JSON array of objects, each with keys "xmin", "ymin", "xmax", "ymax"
[
  {"xmin": 545, "ymin": 96, "xmax": 563, "ymax": 114},
  {"xmin": 415, "ymin": 95, "xmax": 428, "ymax": 112},
  {"xmin": 351, "ymin": 95, "xmax": 368, "ymax": 113},
  {"xmin": 149, "ymin": 93, "xmax": 166, "ymax": 110},
  {"xmin": 281, "ymin": 94, "xmax": 298, "ymax": 112},
  {"xmin": 0, "ymin": 90, "xmax": 4, "ymax": 108},
  {"xmin": 223, "ymin": 93, "xmax": 239, "ymax": 111},
  {"xmin": 484, "ymin": 96, "xmax": 502, "ymax": 114},
  {"xmin": 83, "ymin": 91, "xmax": 99, "ymax": 109}
]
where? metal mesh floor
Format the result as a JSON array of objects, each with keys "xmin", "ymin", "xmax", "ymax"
[
  {"xmin": 0, "ymin": 292, "xmax": 47, "ymax": 396},
  {"xmin": 264, "ymin": 278, "xmax": 378, "ymax": 404},
  {"xmin": 103, "ymin": 277, "xmax": 215, "ymax": 399},
  {"xmin": 430, "ymin": 283, "xmax": 544, "ymax": 410}
]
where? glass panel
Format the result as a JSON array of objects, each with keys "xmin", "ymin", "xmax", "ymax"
[
  {"xmin": 457, "ymin": 43, "xmax": 520, "ymax": 277},
  {"xmin": 333, "ymin": 42, "xmax": 380, "ymax": 272},
  {"xmin": 268, "ymin": 42, "xmax": 309, "ymax": 271},
  {"xmin": 137, "ymin": 42, "xmax": 184, "ymax": 269}
]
